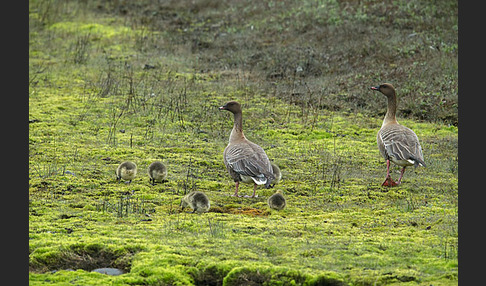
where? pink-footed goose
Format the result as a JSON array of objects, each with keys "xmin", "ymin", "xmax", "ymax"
[
  {"xmin": 241, "ymin": 162, "xmax": 282, "ymax": 185},
  {"xmin": 371, "ymin": 83, "xmax": 426, "ymax": 186},
  {"xmin": 219, "ymin": 101, "xmax": 275, "ymax": 197}
]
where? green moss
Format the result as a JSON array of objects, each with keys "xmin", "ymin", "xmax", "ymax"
[{"xmin": 49, "ymin": 22, "xmax": 132, "ymax": 38}]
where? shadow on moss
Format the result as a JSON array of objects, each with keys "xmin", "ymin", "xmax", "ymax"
[
  {"xmin": 222, "ymin": 265, "xmax": 346, "ymax": 286},
  {"xmin": 189, "ymin": 262, "xmax": 347, "ymax": 286},
  {"xmin": 29, "ymin": 243, "xmax": 143, "ymax": 274}
]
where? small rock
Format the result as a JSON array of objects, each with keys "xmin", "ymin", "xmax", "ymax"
[{"xmin": 92, "ymin": 268, "xmax": 124, "ymax": 276}]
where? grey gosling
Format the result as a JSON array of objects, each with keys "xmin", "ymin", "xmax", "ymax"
[
  {"xmin": 219, "ymin": 101, "xmax": 275, "ymax": 198},
  {"xmin": 267, "ymin": 190, "xmax": 286, "ymax": 210},
  {"xmin": 116, "ymin": 161, "xmax": 137, "ymax": 184},
  {"xmin": 147, "ymin": 161, "xmax": 168, "ymax": 185},
  {"xmin": 371, "ymin": 83, "xmax": 426, "ymax": 186},
  {"xmin": 181, "ymin": 191, "xmax": 210, "ymax": 213}
]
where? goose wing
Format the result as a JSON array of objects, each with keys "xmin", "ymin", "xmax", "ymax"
[
  {"xmin": 379, "ymin": 125, "xmax": 425, "ymax": 167},
  {"xmin": 224, "ymin": 141, "xmax": 274, "ymax": 183}
]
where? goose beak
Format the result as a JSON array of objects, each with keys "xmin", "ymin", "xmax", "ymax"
[
  {"xmin": 219, "ymin": 106, "xmax": 225, "ymax": 110},
  {"xmin": 370, "ymin": 86, "xmax": 379, "ymax": 91}
]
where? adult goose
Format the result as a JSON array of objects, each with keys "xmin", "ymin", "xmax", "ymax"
[
  {"xmin": 219, "ymin": 101, "xmax": 275, "ymax": 197},
  {"xmin": 241, "ymin": 162, "xmax": 282, "ymax": 185},
  {"xmin": 371, "ymin": 83, "xmax": 426, "ymax": 186}
]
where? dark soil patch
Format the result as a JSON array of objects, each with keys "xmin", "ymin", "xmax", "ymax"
[{"xmin": 209, "ymin": 206, "xmax": 269, "ymax": 217}]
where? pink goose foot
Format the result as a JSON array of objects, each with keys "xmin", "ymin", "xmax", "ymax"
[{"xmin": 382, "ymin": 175, "xmax": 398, "ymax": 187}]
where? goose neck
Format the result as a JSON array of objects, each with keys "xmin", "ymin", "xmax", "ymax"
[
  {"xmin": 229, "ymin": 112, "xmax": 245, "ymax": 142},
  {"xmin": 383, "ymin": 93, "xmax": 398, "ymax": 126}
]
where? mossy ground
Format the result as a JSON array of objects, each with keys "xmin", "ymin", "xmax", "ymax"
[{"xmin": 29, "ymin": 0, "xmax": 457, "ymax": 285}]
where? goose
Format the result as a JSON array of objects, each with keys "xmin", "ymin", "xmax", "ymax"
[
  {"xmin": 147, "ymin": 161, "xmax": 168, "ymax": 185},
  {"xmin": 116, "ymin": 161, "xmax": 137, "ymax": 184},
  {"xmin": 267, "ymin": 189, "xmax": 286, "ymax": 210},
  {"xmin": 241, "ymin": 162, "xmax": 282, "ymax": 185},
  {"xmin": 219, "ymin": 101, "xmax": 275, "ymax": 198},
  {"xmin": 371, "ymin": 83, "xmax": 426, "ymax": 186},
  {"xmin": 180, "ymin": 191, "xmax": 210, "ymax": 213}
]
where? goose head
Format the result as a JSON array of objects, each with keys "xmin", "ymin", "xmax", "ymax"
[
  {"xmin": 219, "ymin": 101, "xmax": 242, "ymax": 114},
  {"xmin": 370, "ymin": 83, "xmax": 396, "ymax": 98}
]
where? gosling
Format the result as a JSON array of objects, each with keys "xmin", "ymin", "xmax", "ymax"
[
  {"xmin": 180, "ymin": 191, "xmax": 210, "ymax": 213},
  {"xmin": 269, "ymin": 163, "xmax": 282, "ymax": 185},
  {"xmin": 147, "ymin": 161, "xmax": 168, "ymax": 185},
  {"xmin": 116, "ymin": 161, "xmax": 137, "ymax": 184},
  {"xmin": 267, "ymin": 190, "xmax": 286, "ymax": 210},
  {"xmin": 241, "ymin": 162, "xmax": 282, "ymax": 185}
]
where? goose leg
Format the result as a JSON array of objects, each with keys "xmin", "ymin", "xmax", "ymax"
[
  {"xmin": 232, "ymin": 181, "xmax": 240, "ymax": 197},
  {"xmin": 251, "ymin": 183, "xmax": 258, "ymax": 198},
  {"xmin": 244, "ymin": 183, "xmax": 258, "ymax": 198},
  {"xmin": 382, "ymin": 160, "xmax": 398, "ymax": 187},
  {"xmin": 396, "ymin": 167, "xmax": 406, "ymax": 185}
]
